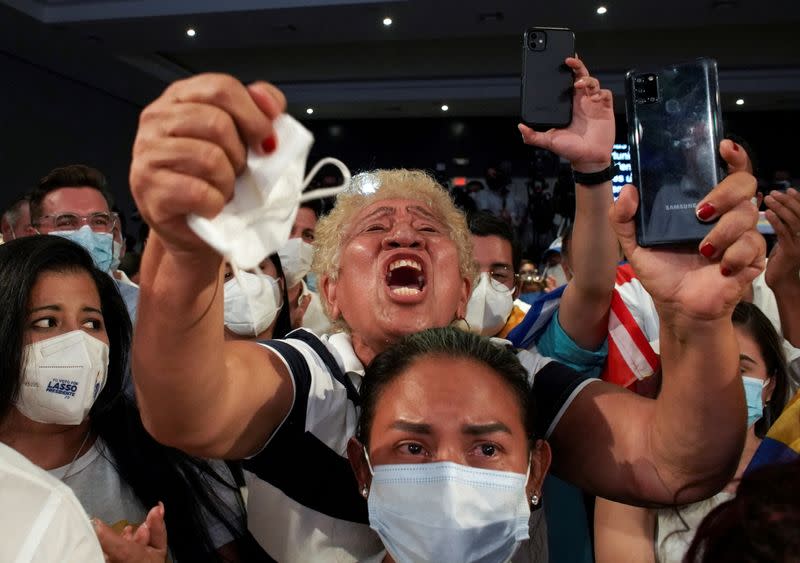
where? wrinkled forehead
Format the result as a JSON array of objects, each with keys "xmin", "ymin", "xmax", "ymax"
[{"xmin": 349, "ymin": 197, "xmax": 449, "ymax": 230}]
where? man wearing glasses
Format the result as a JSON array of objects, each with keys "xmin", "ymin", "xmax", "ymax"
[
  {"xmin": 27, "ymin": 165, "xmax": 138, "ymax": 323},
  {"xmin": 465, "ymin": 211, "xmax": 531, "ymax": 337}
]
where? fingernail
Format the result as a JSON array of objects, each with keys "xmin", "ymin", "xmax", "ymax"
[
  {"xmin": 159, "ymin": 501, "xmax": 165, "ymax": 517},
  {"xmin": 696, "ymin": 202, "xmax": 716, "ymax": 221},
  {"xmin": 732, "ymin": 143, "xmax": 740, "ymax": 152},
  {"xmin": 261, "ymin": 135, "xmax": 277, "ymax": 154},
  {"xmin": 721, "ymin": 266, "xmax": 732, "ymax": 277},
  {"xmin": 575, "ymin": 78, "xmax": 585, "ymax": 86},
  {"xmin": 699, "ymin": 242, "xmax": 715, "ymax": 258},
  {"xmin": 91, "ymin": 518, "xmax": 101, "ymax": 531}
]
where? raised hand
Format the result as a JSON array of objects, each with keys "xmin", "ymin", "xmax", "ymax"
[
  {"xmin": 130, "ymin": 75, "xmax": 286, "ymax": 254},
  {"xmin": 764, "ymin": 187, "xmax": 800, "ymax": 289},
  {"xmin": 518, "ymin": 57, "xmax": 615, "ymax": 173},
  {"xmin": 94, "ymin": 503, "xmax": 168, "ymax": 563},
  {"xmin": 610, "ymin": 140, "xmax": 765, "ymax": 324}
]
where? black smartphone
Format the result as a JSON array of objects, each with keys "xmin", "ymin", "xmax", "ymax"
[
  {"xmin": 520, "ymin": 27, "xmax": 575, "ymax": 130},
  {"xmin": 626, "ymin": 58, "xmax": 725, "ymax": 246}
]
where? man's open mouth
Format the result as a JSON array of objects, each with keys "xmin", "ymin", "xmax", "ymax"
[{"xmin": 386, "ymin": 258, "xmax": 426, "ymax": 296}]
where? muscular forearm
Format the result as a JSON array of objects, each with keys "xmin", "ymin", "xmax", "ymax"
[
  {"xmin": 648, "ymin": 316, "xmax": 744, "ymax": 502},
  {"xmin": 133, "ymin": 234, "xmax": 228, "ymax": 446},
  {"xmin": 559, "ymin": 180, "xmax": 617, "ymax": 350}
]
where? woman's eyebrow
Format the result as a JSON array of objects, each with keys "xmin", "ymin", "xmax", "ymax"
[
  {"xmin": 29, "ymin": 304, "xmax": 61, "ymax": 314},
  {"xmin": 462, "ymin": 422, "xmax": 512, "ymax": 436},
  {"xmin": 739, "ymin": 353, "xmax": 757, "ymax": 366},
  {"xmin": 390, "ymin": 420, "xmax": 432, "ymax": 434}
]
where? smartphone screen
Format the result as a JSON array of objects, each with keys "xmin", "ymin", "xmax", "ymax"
[
  {"xmin": 520, "ymin": 27, "xmax": 574, "ymax": 130},
  {"xmin": 626, "ymin": 58, "xmax": 724, "ymax": 246}
]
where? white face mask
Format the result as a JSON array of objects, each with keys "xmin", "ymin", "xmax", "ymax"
[
  {"xmin": 366, "ymin": 458, "xmax": 531, "ymax": 563},
  {"xmin": 464, "ymin": 272, "xmax": 515, "ymax": 336},
  {"xmin": 545, "ymin": 263, "xmax": 569, "ymax": 288},
  {"xmin": 278, "ymin": 238, "xmax": 314, "ymax": 289},
  {"xmin": 16, "ymin": 330, "xmax": 109, "ymax": 425},
  {"xmin": 223, "ymin": 272, "xmax": 283, "ymax": 337},
  {"xmin": 187, "ymin": 113, "xmax": 350, "ymax": 276}
]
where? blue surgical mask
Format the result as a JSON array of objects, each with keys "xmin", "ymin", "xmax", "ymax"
[
  {"xmin": 305, "ymin": 271, "xmax": 319, "ymax": 293},
  {"xmin": 51, "ymin": 225, "xmax": 114, "ymax": 272},
  {"xmin": 742, "ymin": 376, "xmax": 765, "ymax": 428},
  {"xmin": 364, "ymin": 451, "xmax": 530, "ymax": 563}
]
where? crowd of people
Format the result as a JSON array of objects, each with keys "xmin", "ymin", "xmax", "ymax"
[{"xmin": 1, "ymin": 54, "xmax": 799, "ymax": 563}]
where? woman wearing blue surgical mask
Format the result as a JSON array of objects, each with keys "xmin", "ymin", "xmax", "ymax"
[
  {"xmin": 594, "ymin": 301, "xmax": 791, "ymax": 563},
  {"xmin": 222, "ymin": 254, "xmax": 292, "ymax": 341},
  {"xmin": 346, "ymin": 327, "xmax": 551, "ymax": 563},
  {"xmin": 0, "ymin": 235, "xmax": 263, "ymax": 563}
]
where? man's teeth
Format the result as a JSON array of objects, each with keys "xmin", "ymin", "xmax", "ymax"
[
  {"xmin": 389, "ymin": 259, "xmax": 422, "ymax": 272},
  {"xmin": 391, "ymin": 287, "xmax": 422, "ymax": 296}
]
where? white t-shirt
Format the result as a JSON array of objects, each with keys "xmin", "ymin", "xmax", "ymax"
[
  {"xmin": 49, "ymin": 437, "xmax": 241, "ymax": 549},
  {"xmin": 655, "ymin": 492, "xmax": 734, "ymax": 563},
  {"xmin": 0, "ymin": 442, "xmax": 104, "ymax": 563}
]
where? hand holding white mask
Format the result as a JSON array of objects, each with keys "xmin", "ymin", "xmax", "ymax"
[{"xmin": 187, "ymin": 114, "xmax": 350, "ymax": 277}]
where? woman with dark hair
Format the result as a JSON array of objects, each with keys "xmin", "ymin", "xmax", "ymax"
[
  {"xmin": 346, "ymin": 327, "xmax": 551, "ymax": 563},
  {"xmin": 594, "ymin": 301, "xmax": 792, "ymax": 563},
  {"xmin": 685, "ymin": 458, "xmax": 800, "ymax": 562},
  {"xmin": 223, "ymin": 254, "xmax": 292, "ymax": 341},
  {"xmin": 0, "ymin": 235, "xmax": 255, "ymax": 562}
]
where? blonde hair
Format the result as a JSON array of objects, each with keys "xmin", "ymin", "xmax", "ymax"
[{"xmin": 312, "ymin": 169, "xmax": 477, "ymax": 325}]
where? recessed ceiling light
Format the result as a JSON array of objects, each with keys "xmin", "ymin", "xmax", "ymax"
[
  {"xmin": 596, "ymin": 6, "xmax": 608, "ymax": 14},
  {"xmin": 383, "ymin": 17, "xmax": 393, "ymax": 26},
  {"xmin": 735, "ymin": 98, "xmax": 745, "ymax": 106},
  {"xmin": 441, "ymin": 104, "xmax": 449, "ymax": 112},
  {"xmin": 306, "ymin": 108, "xmax": 314, "ymax": 114},
  {"xmin": 186, "ymin": 28, "xmax": 196, "ymax": 37}
]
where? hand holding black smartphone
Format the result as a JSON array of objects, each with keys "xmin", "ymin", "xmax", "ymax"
[
  {"xmin": 625, "ymin": 58, "xmax": 725, "ymax": 247},
  {"xmin": 520, "ymin": 27, "xmax": 575, "ymax": 130}
]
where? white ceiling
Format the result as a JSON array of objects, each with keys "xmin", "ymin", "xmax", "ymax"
[{"xmin": 3, "ymin": 0, "xmax": 800, "ymax": 117}]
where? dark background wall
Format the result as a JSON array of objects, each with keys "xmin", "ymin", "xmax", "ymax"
[
  {"xmin": 1, "ymin": 51, "xmax": 140, "ymax": 217},
  {"xmin": 2, "ymin": 50, "xmax": 797, "ymax": 236}
]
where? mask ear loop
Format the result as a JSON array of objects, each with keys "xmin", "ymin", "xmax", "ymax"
[
  {"xmin": 298, "ymin": 157, "xmax": 352, "ymax": 202},
  {"xmin": 363, "ymin": 446, "xmax": 375, "ymax": 477}
]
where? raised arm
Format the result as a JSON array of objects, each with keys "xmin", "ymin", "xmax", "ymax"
[
  {"xmin": 763, "ymin": 187, "xmax": 800, "ymax": 348},
  {"xmin": 519, "ymin": 57, "xmax": 617, "ymax": 350},
  {"xmin": 549, "ymin": 141, "xmax": 765, "ymax": 504},
  {"xmin": 130, "ymin": 75, "xmax": 294, "ymax": 459}
]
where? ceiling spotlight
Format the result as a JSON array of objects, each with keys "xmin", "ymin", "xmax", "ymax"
[
  {"xmin": 306, "ymin": 108, "xmax": 314, "ymax": 115},
  {"xmin": 596, "ymin": 6, "xmax": 608, "ymax": 14},
  {"xmin": 735, "ymin": 98, "xmax": 745, "ymax": 106},
  {"xmin": 383, "ymin": 17, "xmax": 393, "ymax": 26},
  {"xmin": 441, "ymin": 104, "xmax": 449, "ymax": 112},
  {"xmin": 186, "ymin": 28, "xmax": 196, "ymax": 37}
]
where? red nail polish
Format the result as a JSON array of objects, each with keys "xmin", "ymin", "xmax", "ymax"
[
  {"xmin": 261, "ymin": 135, "xmax": 277, "ymax": 154},
  {"xmin": 699, "ymin": 242, "xmax": 715, "ymax": 258},
  {"xmin": 721, "ymin": 266, "xmax": 732, "ymax": 277},
  {"xmin": 697, "ymin": 203, "xmax": 716, "ymax": 221},
  {"xmin": 732, "ymin": 143, "xmax": 740, "ymax": 152}
]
